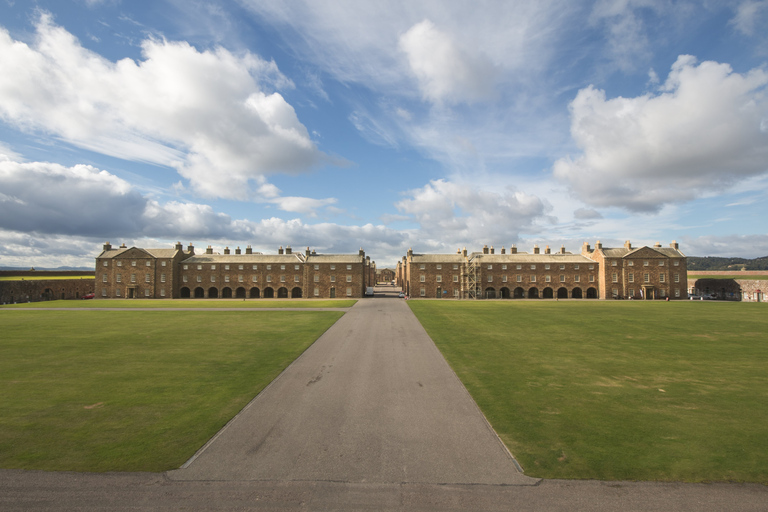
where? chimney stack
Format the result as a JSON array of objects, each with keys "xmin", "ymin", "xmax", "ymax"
[
  {"xmin": 624, "ymin": 240, "xmax": 632, "ymax": 250},
  {"xmin": 103, "ymin": 242, "xmax": 112, "ymax": 251},
  {"xmin": 511, "ymin": 245, "xmax": 517, "ymax": 254},
  {"xmin": 670, "ymin": 240, "xmax": 679, "ymax": 250},
  {"xmin": 224, "ymin": 247, "xmax": 230, "ymax": 255},
  {"xmin": 278, "ymin": 246, "xmax": 284, "ymax": 254},
  {"xmin": 206, "ymin": 245, "xmax": 213, "ymax": 255},
  {"xmin": 490, "ymin": 246, "xmax": 495, "ymax": 254},
  {"xmin": 533, "ymin": 244, "xmax": 540, "ymax": 254},
  {"xmin": 187, "ymin": 243, "xmax": 194, "ymax": 255},
  {"xmin": 483, "ymin": 245, "xmax": 489, "ymax": 254},
  {"xmin": 560, "ymin": 245, "xmax": 566, "ymax": 254},
  {"xmin": 246, "ymin": 245, "xmax": 253, "ymax": 255},
  {"xmin": 462, "ymin": 247, "xmax": 467, "ymax": 257},
  {"xmin": 545, "ymin": 245, "xmax": 551, "ymax": 255},
  {"xmin": 501, "ymin": 246, "xmax": 506, "ymax": 254},
  {"xmin": 235, "ymin": 246, "xmax": 241, "ymax": 255}
]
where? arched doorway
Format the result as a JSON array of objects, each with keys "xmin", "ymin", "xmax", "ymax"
[
  {"xmin": 528, "ymin": 287, "xmax": 539, "ymax": 299},
  {"xmin": 194, "ymin": 287, "xmax": 205, "ymax": 298},
  {"xmin": 586, "ymin": 287, "xmax": 598, "ymax": 299},
  {"xmin": 222, "ymin": 287, "xmax": 232, "ymax": 298},
  {"xmin": 235, "ymin": 287, "xmax": 246, "ymax": 298},
  {"xmin": 557, "ymin": 287, "xmax": 568, "ymax": 299},
  {"xmin": 485, "ymin": 287, "xmax": 496, "ymax": 299},
  {"xmin": 180, "ymin": 287, "xmax": 191, "ymax": 298},
  {"xmin": 43, "ymin": 288, "xmax": 54, "ymax": 301},
  {"xmin": 543, "ymin": 287, "xmax": 553, "ymax": 299},
  {"xmin": 264, "ymin": 287, "xmax": 274, "ymax": 298},
  {"xmin": 514, "ymin": 287, "xmax": 525, "ymax": 298},
  {"xmin": 291, "ymin": 287, "xmax": 302, "ymax": 298},
  {"xmin": 208, "ymin": 287, "xmax": 219, "ymax": 298},
  {"xmin": 249, "ymin": 287, "xmax": 260, "ymax": 298},
  {"xmin": 572, "ymin": 287, "xmax": 583, "ymax": 299},
  {"xmin": 500, "ymin": 287, "xmax": 510, "ymax": 299},
  {"xmin": 277, "ymin": 287, "xmax": 288, "ymax": 298}
]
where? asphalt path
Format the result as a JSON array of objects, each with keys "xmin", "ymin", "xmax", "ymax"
[{"xmin": 2, "ymin": 287, "xmax": 766, "ymax": 510}]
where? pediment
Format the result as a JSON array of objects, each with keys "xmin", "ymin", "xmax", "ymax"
[
  {"xmin": 625, "ymin": 246, "xmax": 665, "ymax": 259},
  {"xmin": 117, "ymin": 247, "xmax": 154, "ymax": 259}
]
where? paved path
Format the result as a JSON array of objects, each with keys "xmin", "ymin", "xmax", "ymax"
[{"xmin": 168, "ymin": 290, "xmax": 533, "ymax": 485}]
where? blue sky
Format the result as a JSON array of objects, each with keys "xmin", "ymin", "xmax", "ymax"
[{"xmin": 1, "ymin": 0, "xmax": 767, "ymax": 268}]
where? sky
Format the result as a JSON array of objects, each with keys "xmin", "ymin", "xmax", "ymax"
[{"xmin": 0, "ymin": 0, "xmax": 767, "ymax": 269}]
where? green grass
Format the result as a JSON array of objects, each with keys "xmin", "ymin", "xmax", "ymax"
[
  {"xmin": 0, "ymin": 275, "xmax": 94, "ymax": 281},
  {"xmin": 1, "ymin": 299, "xmax": 356, "ymax": 308},
  {"xmin": 408, "ymin": 300, "xmax": 768, "ymax": 483},
  {"xmin": 0, "ymin": 310, "xmax": 343, "ymax": 472}
]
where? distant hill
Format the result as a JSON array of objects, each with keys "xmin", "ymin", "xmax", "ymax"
[
  {"xmin": 688, "ymin": 256, "xmax": 768, "ymax": 271},
  {"xmin": 0, "ymin": 266, "xmax": 92, "ymax": 271}
]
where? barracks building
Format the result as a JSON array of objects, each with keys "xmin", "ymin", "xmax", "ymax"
[
  {"xmin": 396, "ymin": 240, "xmax": 688, "ymax": 300},
  {"xmin": 96, "ymin": 242, "xmax": 376, "ymax": 299}
]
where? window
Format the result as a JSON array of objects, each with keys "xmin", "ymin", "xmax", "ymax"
[
  {"xmin": 160, "ymin": 289, "xmax": 166, "ymax": 297},
  {"xmin": 252, "ymin": 276, "xmax": 258, "ymax": 282},
  {"xmin": 611, "ymin": 261, "xmax": 617, "ymax": 266},
  {"xmin": 589, "ymin": 265, "xmax": 594, "ymax": 270},
  {"xmin": 314, "ymin": 287, "xmax": 320, "ymax": 297},
  {"xmin": 196, "ymin": 276, "xmax": 202, "ymax": 283},
  {"xmin": 436, "ymin": 264, "xmax": 442, "ymax": 270},
  {"xmin": 103, "ymin": 261, "xmax": 108, "ymax": 267},
  {"xmin": 280, "ymin": 275, "xmax": 286, "ymax": 283},
  {"xmin": 420, "ymin": 275, "xmax": 425, "ymax": 282},
  {"xmin": 629, "ymin": 289, "xmax": 635, "ymax": 297},
  {"xmin": 239, "ymin": 265, "xmax": 244, "ymax": 270},
  {"xmin": 295, "ymin": 275, "xmax": 300, "ymax": 282},
  {"xmin": 281, "ymin": 265, "xmax": 285, "ymax": 270},
  {"xmin": 330, "ymin": 265, "xmax": 335, "ymax": 270},
  {"xmin": 453, "ymin": 275, "xmax": 459, "ymax": 282},
  {"xmin": 160, "ymin": 274, "xmax": 166, "ymax": 283},
  {"xmin": 314, "ymin": 264, "xmax": 320, "ymax": 270},
  {"xmin": 612, "ymin": 288, "xmax": 619, "ymax": 298},
  {"xmin": 589, "ymin": 275, "xmax": 595, "ymax": 282},
  {"xmin": 488, "ymin": 275, "xmax": 493, "ymax": 282},
  {"xmin": 488, "ymin": 264, "xmax": 493, "ymax": 270},
  {"xmin": 132, "ymin": 261, "xmax": 136, "ymax": 267},
  {"xmin": 574, "ymin": 275, "xmax": 580, "ymax": 283},
  {"xmin": 145, "ymin": 274, "xmax": 150, "ymax": 283},
  {"xmin": 346, "ymin": 264, "xmax": 352, "ymax": 270},
  {"xmin": 267, "ymin": 275, "xmax": 272, "ymax": 282},
  {"xmin": 574, "ymin": 264, "xmax": 579, "ymax": 270},
  {"xmin": 224, "ymin": 276, "xmax": 230, "ymax": 283},
  {"xmin": 102, "ymin": 274, "xmax": 107, "ymax": 282},
  {"xmin": 420, "ymin": 288, "xmax": 425, "ymax": 297},
  {"xmin": 239, "ymin": 275, "xmax": 244, "ymax": 282},
  {"xmin": 131, "ymin": 274, "xmax": 136, "ymax": 283},
  {"xmin": 659, "ymin": 289, "xmax": 666, "ymax": 298},
  {"xmin": 146, "ymin": 261, "xmax": 151, "ymax": 267},
  {"xmin": 162, "ymin": 261, "xmax": 166, "ymax": 267},
  {"xmin": 346, "ymin": 287, "xmax": 352, "ymax": 297},
  {"xmin": 212, "ymin": 265, "xmax": 217, "ymax": 270},
  {"xmin": 197, "ymin": 265, "xmax": 202, "ymax": 270},
  {"xmin": 516, "ymin": 264, "xmax": 522, "ymax": 270},
  {"xmin": 674, "ymin": 260, "xmax": 680, "ymax": 267},
  {"xmin": 502, "ymin": 264, "xmax": 507, "ymax": 270},
  {"xmin": 659, "ymin": 273, "xmax": 665, "ymax": 283},
  {"xmin": 419, "ymin": 264, "xmax": 425, "ymax": 270},
  {"xmin": 674, "ymin": 273, "xmax": 680, "ymax": 283},
  {"xmin": 675, "ymin": 289, "xmax": 680, "ymax": 297},
  {"xmin": 628, "ymin": 261, "xmax": 634, "ymax": 267},
  {"xmin": 144, "ymin": 289, "xmax": 150, "ymax": 297},
  {"xmin": 545, "ymin": 275, "xmax": 551, "ymax": 282},
  {"xmin": 117, "ymin": 274, "xmax": 122, "ymax": 283},
  {"xmin": 183, "ymin": 275, "xmax": 188, "ymax": 283},
  {"xmin": 659, "ymin": 261, "xmax": 665, "ymax": 267},
  {"xmin": 644, "ymin": 261, "xmax": 649, "ymax": 266},
  {"xmin": 346, "ymin": 275, "xmax": 352, "ymax": 282},
  {"xmin": 253, "ymin": 265, "xmax": 258, "ymax": 270},
  {"xmin": 453, "ymin": 264, "xmax": 459, "ymax": 270},
  {"xmin": 117, "ymin": 261, "xmax": 122, "ymax": 267},
  {"xmin": 644, "ymin": 273, "xmax": 650, "ymax": 283},
  {"xmin": 184, "ymin": 265, "xmax": 188, "ymax": 270},
  {"xmin": 102, "ymin": 288, "xmax": 107, "ymax": 297},
  {"xmin": 330, "ymin": 275, "xmax": 335, "ymax": 282},
  {"xmin": 211, "ymin": 276, "xmax": 216, "ymax": 282},
  {"xmin": 560, "ymin": 275, "xmax": 565, "ymax": 282},
  {"xmin": 502, "ymin": 275, "xmax": 507, "ymax": 282},
  {"xmin": 560, "ymin": 264, "xmax": 565, "ymax": 270},
  {"xmin": 436, "ymin": 275, "xmax": 442, "ymax": 282},
  {"xmin": 531, "ymin": 275, "xmax": 536, "ymax": 282},
  {"xmin": 517, "ymin": 275, "xmax": 522, "ymax": 282},
  {"xmin": 545, "ymin": 264, "xmax": 550, "ymax": 270},
  {"xmin": 116, "ymin": 289, "xmax": 121, "ymax": 297},
  {"xmin": 530, "ymin": 265, "xmax": 536, "ymax": 270},
  {"xmin": 296, "ymin": 265, "xmax": 301, "ymax": 271},
  {"xmin": 612, "ymin": 273, "xmax": 618, "ymax": 283},
  {"xmin": 314, "ymin": 275, "xmax": 320, "ymax": 282},
  {"xmin": 629, "ymin": 273, "xmax": 634, "ymax": 283},
  {"xmin": 267, "ymin": 265, "xmax": 272, "ymax": 270},
  {"xmin": 454, "ymin": 289, "xmax": 459, "ymax": 297}
]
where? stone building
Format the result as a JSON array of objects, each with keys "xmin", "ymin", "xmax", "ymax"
[
  {"xmin": 688, "ymin": 271, "xmax": 767, "ymax": 302},
  {"xmin": 95, "ymin": 242, "xmax": 372, "ymax": 299},
  {"xmin": 0, "ymin": 270, "xmax": 94, "ymax": 304},
  {"xmin": 397, "ymin": 240, "xmax": 688, "ymax": 300}
]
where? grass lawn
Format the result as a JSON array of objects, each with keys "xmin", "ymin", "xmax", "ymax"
[
  {"xmin": 0, "ymin": 310, "xmax": 343, "ymax": 472},
  {"xmin": 408, "ymin": 300, "xmax": 768, "ymax": 483},
  {"xmin": 1, "ymin": 299, "xmax": 356, "ymax": 309}
]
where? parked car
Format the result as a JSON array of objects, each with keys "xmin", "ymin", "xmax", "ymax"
[
  {"xmin": 398, "ymin": 292, "xmax": 405, "ymax": 298},
  {"xmin": 81, "ymin": 293, "xmax": 95, "ymax": 300}
]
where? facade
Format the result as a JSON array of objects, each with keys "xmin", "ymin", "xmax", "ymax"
[
  {"xmin": 397, "ymin": 240, "xmax": 688, "ymax": 300},
  {"xmin": 688, "ymin": 271, "xmax": 767, "ymax": 302},
  {"xmin": 96, "ymin": 242, "xmax": 373, "ymax": 299},
  {"xmin": 0, "ymin": 271, "xmax": 94, "ymax": 304}
]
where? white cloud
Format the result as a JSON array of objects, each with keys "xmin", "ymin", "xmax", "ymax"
[
  {"xmin": 553, "ymin": 55, "xmax": 768, "ymax": 212},
  {"xmin": 395, "ymin": 179, "xmax": 549, "ymax": 250},
  {"xmin": 730, "ymin": 0, "xmax": 768, "ymax": 36},
  {"xmin": 0, "ymin": 13, "xmax": 328, "ymax": 200},
  {"xmin": 682, "ymin": 234, "xmax": 768, "ymax": 258},
  {"xmin": 399, "ymin": 20, "xmax": 497, "ymax": 105}
]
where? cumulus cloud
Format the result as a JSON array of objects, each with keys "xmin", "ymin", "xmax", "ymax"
[
  {"xmin": 682, "ymin": 234, "xmax": 768, "ymax": 258},
  {"xmin": 730, "ymin": 0, "xmax": 768, "ymax": 36},
  {"xmin": 395, "ymin": 179, "xmax": 548, "ymax": 249},
  {"xmin": 399, "ymin": 20, "xmax": 497, "ymax": 105},
  {"xmin": 553, "ymin": 55, "xmax": 768, "ymax": 212},
  {"xmin": 0, "ymin": 12, "xmax": 328, "ymax": 200}
]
